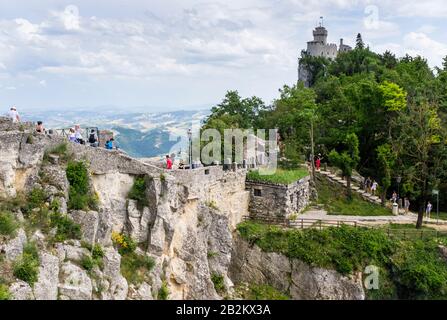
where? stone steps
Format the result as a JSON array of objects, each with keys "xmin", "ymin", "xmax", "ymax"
[{"xmin": 318, "ymin": 170, "xmax": 384, "ymax": 206}]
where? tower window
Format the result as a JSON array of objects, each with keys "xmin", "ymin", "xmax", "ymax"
[{"xmin": 254, "ymin": 189, "xmax": 262, "ymax": 197}]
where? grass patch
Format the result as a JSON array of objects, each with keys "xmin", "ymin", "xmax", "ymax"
[
  {"xmin": 128, "ymin": 176, "xmax": 148, "ymax": 209},
  {"xmin": 211, "ymin": 273, "xmax": 225, "ymax": 293},
  {"xmin": 121, "ymin": 252, "xmax": 155, "ymax": 285},
  {"xmin": 247, "ymin": 168, "xmax": 309, "ymax": 185},
  {"xmin": 316, "ymin": 176, "xmax": 392, "ymax": 216},
  {"xmin": 242, "ymin": 284, "xmax": 290, "ymax": 300},
  {"xmin": 0, "ymin": 284, "xmax": 10, "ymax": 300},
  {"xmin": 237, "ymin": 220, "xmax": 447, "ymax": 299},
  {"xmin": 13, "ymin": 242, "xmax": 40, "ymax": 286},
  {"xmin": 49, "ymin": 212, "xmax": 82, "ymax": 242},
  {"xmin": 0, "ymin": 212, "xmax": 18, "ymax": 237}
]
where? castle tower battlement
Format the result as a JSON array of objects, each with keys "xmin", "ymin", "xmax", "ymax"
[{"xmin": 298, "ymin": 20, "xmax": 352, "ymax": 87}]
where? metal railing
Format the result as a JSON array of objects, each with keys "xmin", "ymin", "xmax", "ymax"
[{"xmin": 244, "ymin": 216, "xmax": 447, "ymax": 240}]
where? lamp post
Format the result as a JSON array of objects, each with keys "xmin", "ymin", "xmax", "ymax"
[
  {"xmin": 187, "ymin": 128, "xmax": 192, "ymax": 169},
  {"xmin": 433, "ymin": 189, "xmax": 439, "ymax": 225},
  {"xmin": 396, "ymin": 176, "xmax": 401, "ymax": 198}
]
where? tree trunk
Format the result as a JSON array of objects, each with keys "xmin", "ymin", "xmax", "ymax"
[
  {"xmin": 416, "ymin": 200, "xmax": 424, "ymax": 229},
  {"xmin": 347, "ymin": 175, "xmax": 352, "ymax": 201},
  {"xmin": 381, "ymin": 191, "xmax": 386, "ymax": 207},
  {"xmin": 310, "ymin": 122, "xmax": 315, "ymax": 182}
]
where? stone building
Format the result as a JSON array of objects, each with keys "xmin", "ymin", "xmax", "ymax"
[
  {"xmin": 246, "ymin": 175, "xmax": 310, "ymax": 219},
  {"xmin": 298, "ymin": 19, "xmax": 352, "ymax": 86}
]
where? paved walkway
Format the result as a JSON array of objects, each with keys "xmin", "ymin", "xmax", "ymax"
[
  {"xmin": 298, "ymin": 209, "xmax": 447, "ymax": 226},
  {"xmin": 309, "ymin": 170, "xmax": 447, "ymax": 227}
]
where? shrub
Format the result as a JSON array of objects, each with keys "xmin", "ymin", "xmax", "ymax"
[
  {"xmin": 49, "ymin": 212, "xmax": 82, "ymax": 242},
  {"xmin": 121, "ymin": 252, "xmax": 155, "ymax": 285},
  {"xmin": 13, "ymin": 243, "xmax": 39, "ymax": 286},
  {"xmin": 81, "ymin": 256, "xmax": 95, "ymax": 271},
  {"xmin": 0, "ymin": 284, "xmax": 10, "ymax": 300},
  {"xmin": 26, "ymin": 135, "xmax": 34, "ymax": 144},
  {"xmin": 157, "ymin": 281, "xmax": 169, "ymax": 300},
  {"xmin": 111, "ymin": 232, "xmax": 137, "ymax": 255},
  {"xmin": 27, "ymin": 188, "xmax": 47, "ymax": 210},
  {"xmin": 391, "ymin": 241, "xmax": 447, "ymax": 299},
  {"xmin": 0, "ymin": 212, "xmax": 18, "ymax": 237},
  {"xmin": 66, "ymin": 161, "xmax": 98, "ymax": 211},
  {"xmin": 128, "ymin": 177, "xmax": 148, "ymax": 209},
  {"xmin": 66, "ymin": 160, "xmax": 89, "ymax": 195},
  {"xmin": 211, "ymin": 273, "xmax": 225, "ymax": 293},
  {"xmin": 91, "ymin": 244, "xmax": 104, "ymax": 261}
]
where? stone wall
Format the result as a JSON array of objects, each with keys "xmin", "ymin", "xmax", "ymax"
[{"xmin": 246, "ymin": 175, "xmax": 310, "ymax": 219}]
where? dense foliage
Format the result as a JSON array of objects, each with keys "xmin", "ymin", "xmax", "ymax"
[
  {"xmin": 202, "ymin": 42, "xmax": 447, "ymax": 227},
  {"xmin": 237, "ymin": 221, "xmax": 447, "ymax": 299}
]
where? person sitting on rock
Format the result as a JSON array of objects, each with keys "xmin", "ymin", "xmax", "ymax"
[
  {"xmin": 105, "ymin": 138, "xmax": 114, "ymax": 150},
  {"xmin": 68, "ymin": 128, "xmax": 77, "ymax": 143},
  {"xmin": 88, "ymin": 129, "xmax": 98, "ymax": 147},
  {"xmin": 35, "ymin": 121, "xmax": 45, "ymax": 134}
]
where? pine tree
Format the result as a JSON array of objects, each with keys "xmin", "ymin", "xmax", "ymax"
[{"xmin": 356, "ymin": 33, "xmax": 364, "ymax": 49}]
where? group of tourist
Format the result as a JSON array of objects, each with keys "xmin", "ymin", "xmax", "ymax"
[{"xmin": 4, "ymin": 106, "xmax": 116, "ymax": 150}]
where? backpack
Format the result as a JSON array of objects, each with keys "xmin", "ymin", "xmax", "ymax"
[{"xmin": 89, "ymin": 133, "xmax": 96, "ymax": 143}]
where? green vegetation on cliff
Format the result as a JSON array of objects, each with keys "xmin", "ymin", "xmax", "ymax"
[
  {"xmin": 237, "ymin": 221, "xmax": 447, "ymax": 299},
  {"xmin": 66, "ymin": 161, "xmax": 98, "ymax": 211}
]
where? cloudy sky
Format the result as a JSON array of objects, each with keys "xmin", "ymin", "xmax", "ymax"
[{"xmin": 1, "ymin": 0, "xmax": 447, "ymax": 112}]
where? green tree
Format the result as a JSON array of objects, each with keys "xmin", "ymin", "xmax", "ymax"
[
  {"xmin": 377, "ymin": 144, "xmax": 397, "ymax": 206},
  {"xmin": 391, "ymin": 102, "xmax": 446, "ymax": 228},
  {"xmin": 328, "ymin": 133, "xmax": 360, "ymax": 200}
]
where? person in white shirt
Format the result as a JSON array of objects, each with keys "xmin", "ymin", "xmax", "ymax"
[
  {"xmin": 426, "ymin": 201, "xmax": 433, "ymax": 219},
  {"xmin": 7, "ymin": 106, "xmax": 20, "ymax": 123},
  {"xmin": 371, "ymin": 180, "xmax": 378, "ymax": 196},
  {"xmin": 74, "ymin": 124, "xmax": 85, "ymax": 144}
]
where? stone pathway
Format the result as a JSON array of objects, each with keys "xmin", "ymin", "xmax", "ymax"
[{"xmin": 301, "ymin": 207, "xmax": 447, "ymax": 227}]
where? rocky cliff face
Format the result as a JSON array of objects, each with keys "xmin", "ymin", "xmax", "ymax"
[
  {"xmin": 0, "ymin": 120, "xmax": 364, "ymax": 300},
  {"xmin": 229, "ymin": 235, "xmax": 365, "ymax": 300}
]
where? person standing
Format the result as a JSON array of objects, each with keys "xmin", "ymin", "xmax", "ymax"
[
  {"xmin": 366, "ymin": 177, "xmax": 372, "ymax": 193},
  {"xmin": 391, "ymin": 191, "xmax": 398, "ymax": 203},
  {"xmin": 404, "ymin": 197, "xmax": 410, "ymax": 215},
  {"xmin": 7, "ymin": 106, "xmax": 20, "ymax": 123},
  {"xmin": 166, "ymin": 155, "xmax": 173, "ymax": 170},
  {"xmin": 426, "ymin": 201, "xmax": 433, "ymax": 219},
  {"xmin": 315, "ymin": 157, "xmax": 321, "ymax": 171},
  {"xmin": 371, "ymin": 180, "xmax": 378, "ymax": 196}
]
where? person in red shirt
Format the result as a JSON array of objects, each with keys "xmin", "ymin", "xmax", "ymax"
[
  {"xmin": 166, "ymin": 155, "xmax": 173, "ymax": 170},
  {"xmin": 315, "ymin": 157, "xmax": 321, "ymax": 171}
]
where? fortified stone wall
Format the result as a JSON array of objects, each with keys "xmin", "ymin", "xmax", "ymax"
[{"xmin": 246, "ymin": 175, "xmax": 310, "ymax": 219}]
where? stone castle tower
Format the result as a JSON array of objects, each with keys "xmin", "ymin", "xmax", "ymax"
[{"xmin": 298, "ymin": 18, "xmax": 352, "ymax": 86}]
